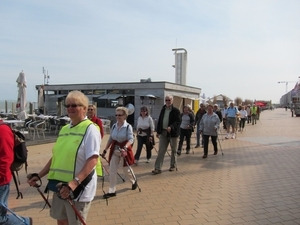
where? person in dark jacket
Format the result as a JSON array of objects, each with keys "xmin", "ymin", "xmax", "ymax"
[
  {"xmin": 152, "ymin": 95, "xmax": 181, "ymax": 174},
  {"xmin": 213, "ymin": 104, "xmax": 223, "ymax": 122},
  {"xmin": 194, "ymin": 103, "xmax": 206, "ymax": 148}
]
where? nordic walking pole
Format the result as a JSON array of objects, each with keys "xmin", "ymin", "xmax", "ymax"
[
  {"xmin": 58, "ymin": 184, "xmax": 86, "ymax": 225},
  {"xmin": 100, "ymin": 154, "xmax": 125, "ymax": 182},
  {"xmin": 117, "ymin": 147, "xmax": 141, "ymax": 192},
  {"xmin": 216, "ymin": 129, "xmax": 224, "ymax": 156},
  {"xmin": 153, "ymin": 143, "xmax": 171, "ymax": 158},
  {"xmin": 27, "ymin": 173, "xmax": 52, "ymax": 208},
  {"xmin": 0, "ymin": 202, "xmax": 30, "ymax": 225},
  {"xmin": 66, "ymin": 198, "xmax": 86, "ymax": 225},
  {"xmin": 217, "ymin": 135, "xmax": 224, "ymax": 156}
]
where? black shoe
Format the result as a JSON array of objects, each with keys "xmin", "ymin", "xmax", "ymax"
[
  {"xmin": 152, "ymin": 169, "xmax": 162, "ymax": 174},
  {"xmin": 103, "ymin": 192, "xmax": 116, "ymax": 199},
  {"xmin": 195, "ymin": 145, "xmax": 200, "ymax": 148},
  {"xmin": 132, "ymin": 181, "xmax": 138, "ymax": 190},
  {"xmin": 169, "ymin": 167, "xmax": 175, "ymax": 171},
  {"xmin": 214, "ymin": 151, "xmax": 218, "ymax": 155},
  {"xmin": 186, "ymin": 150, "xmax": 190, "ymax": 154},
  {"xmin": 202, "ymin": 154, "xmax": 207, "ymax": 158},
  {"xmin": 177, "ymin": 150, "xmax": 181, "ymax": 156}
]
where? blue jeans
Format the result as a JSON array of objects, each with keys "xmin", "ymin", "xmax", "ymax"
[{"xmin": 0, "ymin": 183, "xmax": 31, "ymax": 225}]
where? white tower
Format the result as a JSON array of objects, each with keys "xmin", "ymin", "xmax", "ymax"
[{"xmin": 172, "ymin": 48, "xmax": 187, "ymax": 85}]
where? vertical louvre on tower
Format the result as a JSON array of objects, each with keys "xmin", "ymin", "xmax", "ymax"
[{"xmin": 172, "ymin": 48, "xmax": 187, "ymax": 85}]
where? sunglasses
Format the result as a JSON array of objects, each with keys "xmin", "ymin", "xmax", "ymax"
[
  {"xmin": 165, "ymin": 99, "xmax": 171, "ymax": 102},
  {"xmin": 115, "ymin": 114, "xmax": 124, "ymax": 117},
  {"xmin": 88, "ymin": 109, "xmax": 94, "ymax": 111},
  {"xmin": 65, "ymin": 104, "xmax": 82, "ymax": 108}
]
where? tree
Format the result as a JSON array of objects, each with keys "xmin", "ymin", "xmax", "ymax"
[
  {"xmin": 212, "ymin": 95, "xmax": 217, "ymax": 104},
  {"xmin": 222, "ymin": 95, "xmax": 228, "ymax": 105},
  {"xmin": 244, "ymin": 99, "xmax": 253, "ymax": 106},
  {"xmin": 235, "ymin": 97, "xmax": 243, "ymax": 106}
]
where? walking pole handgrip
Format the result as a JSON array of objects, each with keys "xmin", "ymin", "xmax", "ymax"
[
  {"xmin": 27, "ymin": 173, "xmax": 52, "ymax": 209},
  {"xmin": 27, "ymin": 173, "xmax": 42, "ymax": 188}
]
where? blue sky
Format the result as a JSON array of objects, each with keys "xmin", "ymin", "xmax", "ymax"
[{"xmin": 1, "ymin": 0, "xmax": 299, "ymax": 104}]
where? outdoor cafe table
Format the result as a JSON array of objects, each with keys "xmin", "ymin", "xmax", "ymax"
[{"xmin": 3, "ymin": 120, "xmax": 24, "ymax": 128}]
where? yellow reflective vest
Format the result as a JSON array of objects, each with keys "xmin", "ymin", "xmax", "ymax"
[
  {"xmin": 251, "ymin": 106, "xmax": 257, "ymax": 115},
  {"xmin": 48, "ymin": 119, "xmax": 102, "ymax": 182}
]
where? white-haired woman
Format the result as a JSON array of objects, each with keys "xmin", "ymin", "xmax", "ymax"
[{"xmin": 102, "ymin": 107, "xmax": 137, "ymax": 198}]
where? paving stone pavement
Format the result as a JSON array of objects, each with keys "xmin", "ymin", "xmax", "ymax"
[{"xmin": 7, "ymin": 109, "xmax": 300, "ymax": 225}]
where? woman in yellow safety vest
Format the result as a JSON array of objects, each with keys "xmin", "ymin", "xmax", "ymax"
[{"xmin": 28, "ymin": 90, "xmax": 101, "ymax": 225}]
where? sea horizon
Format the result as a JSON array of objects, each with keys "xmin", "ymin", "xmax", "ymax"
[{"xmin": 0, "ymin": 99, "xmax": 36, "ymax": 113}]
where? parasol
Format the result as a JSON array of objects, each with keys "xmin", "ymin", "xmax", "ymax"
[{"xmin": 16, "ymin": 70, "xmax": 28, "ymax": 120}]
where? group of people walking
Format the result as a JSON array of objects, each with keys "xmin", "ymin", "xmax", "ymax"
[{"xmin": 1, "ymin": 89, "xmax": 263, "ymax": 225}]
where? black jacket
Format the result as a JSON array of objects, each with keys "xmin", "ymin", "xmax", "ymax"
[
  {"xmin": 214, "ymin": 110, "xmax": 223, "ymax": 122},
  {"xmin": 195, "ymin": 109, "xmax": 206, "ymax": 126},
  {"xmin": 156, "ymin": 104, "xmax": 181, "ymax": 137}
]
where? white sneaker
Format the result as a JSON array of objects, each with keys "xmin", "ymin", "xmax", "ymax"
[
  {"xmin": 146, "ymin": 159, "xmax": 151, "ymax": 163},
  {"xmin": 225, "ymin": 134, "xmax": 229, "ymax": 139},
  {"xmin": 135, "ymin": 160, "xmax": 139, "ymax": 165},
  {"xmin": 231, "ymin": 135, "xmax": 235, "ymax": 139}
]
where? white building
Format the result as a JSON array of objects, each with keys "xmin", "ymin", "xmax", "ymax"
[{"xmin": 36, "ymin": 80, "xmax": 201, "ymax": 127}]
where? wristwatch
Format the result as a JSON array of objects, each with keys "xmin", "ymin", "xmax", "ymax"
[{"xmin": 74, "ymin": 177, "xmax": 81, "ymax": 185}]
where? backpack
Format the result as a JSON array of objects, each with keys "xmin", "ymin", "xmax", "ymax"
[
  {"xmin": 0, "ymin": 123, "xmax": 28, "ymax": 199},
  {"xmin": 10, "ymin": 128, "xmax": 28, "ymax": 172}
]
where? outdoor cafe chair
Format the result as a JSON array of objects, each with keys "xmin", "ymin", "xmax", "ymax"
[
  {"xmin": 49, "ymin": 117, "xmax": 59, "ymax": 134},
  {"xmin": 28, "ymin": 120, "xmax": 46, "ymax": 140},
  {"xmin": 102, "ymin": 119, "xmax": 111, "ymax": 134}
]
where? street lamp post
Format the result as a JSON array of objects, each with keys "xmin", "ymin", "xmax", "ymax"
[{"xmin": 42, "ymin": 67, "xmax": 50, "ymax": 114}]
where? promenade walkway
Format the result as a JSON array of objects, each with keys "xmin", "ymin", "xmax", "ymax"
[{"xmin": 7, "ymin": 109, "xmax": 300, "ymax": 225}]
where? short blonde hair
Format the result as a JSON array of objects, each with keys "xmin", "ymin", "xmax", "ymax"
[
  {"xmin": 116, "ymin": 107, "xmax": 128, "ymax": 118},
  {"xmin": 66, "ymin": 90, "xmax": 89, "ymax": 109},
  {"xmin": 88, "ymin": 104, "xmax": 96, "ymax": 110}
]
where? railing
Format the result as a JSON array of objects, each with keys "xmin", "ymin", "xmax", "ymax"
[{"xmin": 0, "ymin": 100, "xmax": 37, "ymax": 114}]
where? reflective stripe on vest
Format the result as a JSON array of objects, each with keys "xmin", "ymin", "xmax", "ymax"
[
  {"xmin": 251, "ymin": 107, "xmax": 257, "ymax": 115},
  {"xmin": 48, "ymin": 120, "xmax": 93, "ymax": 182}
]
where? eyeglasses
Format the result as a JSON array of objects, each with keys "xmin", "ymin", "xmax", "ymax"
[
  {"xmin": 65, "ymin": 104, "xmax": 82, "ymax": 108},
  {"xmin": 88, "ymin": 109, "xmax": 94, "ymax": 111},
  {"xmin": 165, "ymin": 99, "xmax": 171, "ymax": 102},
  {"xmin": 115, "ymin": 114, "xmax": 124, "ymax": 117}
]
